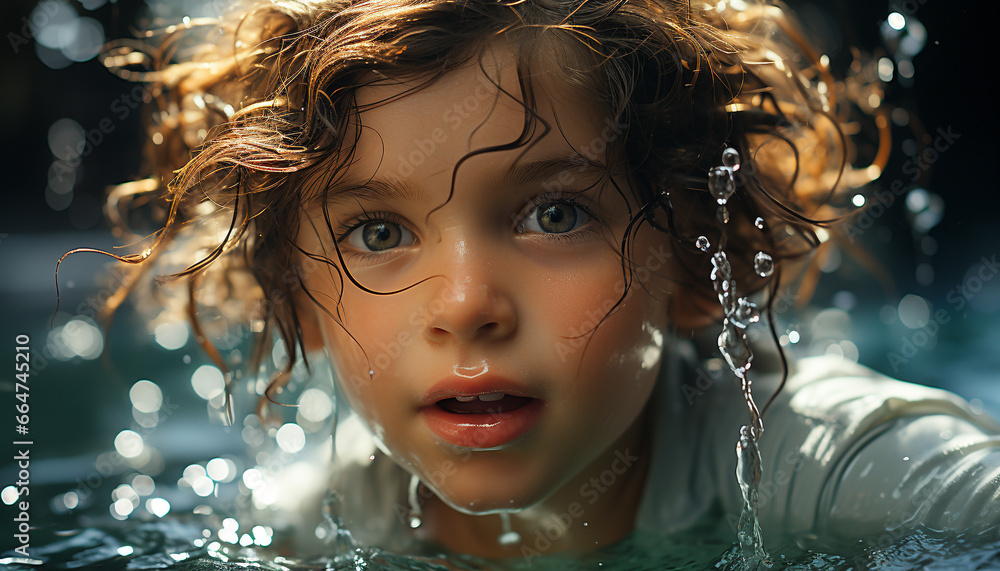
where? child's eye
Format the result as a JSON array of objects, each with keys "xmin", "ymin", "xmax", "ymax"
[
  {"xmin": 518, "ymin": 198, "xmax": 596, "ymax": 236},
  {"xmin": 339, "ymin": 215, "xmax": 415, "ymax": 254}
]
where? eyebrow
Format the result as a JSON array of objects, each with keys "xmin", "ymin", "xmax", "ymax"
[{"xmin": 326, "ymin": 152, "xmax": 609, "ymax": 205}]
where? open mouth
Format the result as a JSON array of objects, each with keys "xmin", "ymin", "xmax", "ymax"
[
  {"xmin": 422, "ymin": 394, "xmax": 544, "ymax": 449},
  {"xmin": 435, "ymin": 393, "xmax": 534, "ymax": 415}
]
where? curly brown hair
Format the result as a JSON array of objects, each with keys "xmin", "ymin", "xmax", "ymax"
[{"xmin": 64, "ymin": 0, "xmax": 888, "ymax": 418}]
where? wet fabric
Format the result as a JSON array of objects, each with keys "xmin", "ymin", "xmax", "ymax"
[{"xmin": 637, "ymin": 351, "xmax": 1000, "ymax": 542}]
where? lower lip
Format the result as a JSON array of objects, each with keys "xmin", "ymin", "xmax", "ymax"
[{"xmin": 420, "ymin": 399, "xmax": 544, "ymax": 449}]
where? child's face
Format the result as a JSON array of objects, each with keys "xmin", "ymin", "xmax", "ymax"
[{"xmin": 297, "ymin": 46, "xmax": 677, "ymax": 514}]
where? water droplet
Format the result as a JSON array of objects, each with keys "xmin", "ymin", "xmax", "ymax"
[
  {"xmin": 718, "ymin": 321, "xmax": 752, "ymax": 373},
  {"xmin": 708, "ymin": 166, "xmax": 736, "ymax": 204},
  {"xmin": 753, "ymin": 252, "xmax": 774, "ymax": 277},
  {"xmin": 732, "ymin": 297, "xmax": 760, "ymax": 329},
  {"xmin": 722, "ymin": 147, "xmax": 740, "ymax": 169},
  {"xmin": 696, "ymin": 236, "xmax": 710, "ymax": 252},
  {"xmin": 497, "ymin": 511, "xmax": 522, "ymax": 545},
  {"xmin": 497, "ymin": 531, "xmax": 521, "ymax": 546},
  {"xmin": 717, "ymin": 205, "xmax": 730, "ymax": 224},
  {"xmin": 754, "ymin": 217, "xmax": 765, "ymax": 230},
  {"xmin": 711, "ymin": 251, "xmax": 732, "ymax": 282}
]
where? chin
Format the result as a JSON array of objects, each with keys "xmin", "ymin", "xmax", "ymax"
[{"xmin": 424, "ymin": 460, "xmax": 561, "ymax": 515}]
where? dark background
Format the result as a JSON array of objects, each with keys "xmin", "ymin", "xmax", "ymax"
[{"xmin": 0, "ymin": 0, "xmax": 998, "ymax": 479}]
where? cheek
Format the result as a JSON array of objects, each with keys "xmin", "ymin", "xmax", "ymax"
[
  {"xmin": 312, "ymin": 285, "xmax": 414, "ymax": 423},
  {"xmin": 545, "ymin": 247, "xmax": 670, "ymax": 402}
]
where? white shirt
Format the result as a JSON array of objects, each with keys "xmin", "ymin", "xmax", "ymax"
[{"xmin": 636, "ymin": 349, "xmax": 1000, "ymax": 541}]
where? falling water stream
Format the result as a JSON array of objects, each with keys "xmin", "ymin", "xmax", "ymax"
[{"xmin": 706, "ymin": 148, "xmax": 773, "ymax": 569}]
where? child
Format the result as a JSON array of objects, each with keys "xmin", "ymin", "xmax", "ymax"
[{"xmin": 92, "ymin": 0, "xmax": 1000, "ymax": 563}]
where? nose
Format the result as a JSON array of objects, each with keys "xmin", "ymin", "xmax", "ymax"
[{"xmin": 423, "ymin": 240, "xmax": 517, "ymax": 345}]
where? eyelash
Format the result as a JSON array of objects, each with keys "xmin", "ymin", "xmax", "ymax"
[
  {"xmin": 515, "ymin": 193, "xmax": 601, "ymax": 245},
  {"xmin": 334, "ymin": 194, "xmax": 601, "ymax": 259},
  {"xmin": 334, "ymin": 211, "xmax": 410, "ymax": 263}
]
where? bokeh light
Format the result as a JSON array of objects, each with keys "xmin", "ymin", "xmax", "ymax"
[
  {"xmin": 276, "ymin": 423, "xmax": 306, "ymax": 453},
  {"xmin": 191, "ymin": 365, "xmax": 225, "ymax": 400},
  {"xmin": 114, "ymin": 430, "xmax": 144, "ymax": 458},
  {"xmin": 898, "ymin": 294, "xmax": 931, "ymax": 329},
  {"xmin": 129, "ymin": 380, "xmax": 163, "ymax": 413}
]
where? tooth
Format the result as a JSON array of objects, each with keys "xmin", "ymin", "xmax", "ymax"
[
  {"xmin": 478, "ymin": 393, "xmax": 504, "ymax": 402},
  {"xmin": 455, "ymin": 396, "xmax": 476, "ymax": 402}
]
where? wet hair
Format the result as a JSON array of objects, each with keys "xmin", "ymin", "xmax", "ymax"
[{"xmin": 72, "ymin": 0, "xmax": 887, "ymax": 417}]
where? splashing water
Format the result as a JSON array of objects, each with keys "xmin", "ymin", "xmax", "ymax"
[
  {"xmin": 706, "ymin": 148, "xmax": 772, "ymax": 569},
  {"xmin": 709, "ymin": 166, "xmax": 736, "ymax": 205},
  {"xmin": 753, "ymin": 252, "xmax": 774, "ymax": 278},
  {"xmin": 320, "ymin": 490, "xmax": 361, "ymax": 554}
]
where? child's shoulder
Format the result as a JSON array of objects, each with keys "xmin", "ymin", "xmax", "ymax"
[{"xmin": 702, "ymin": 355, "xmax": 1000, "ymax": 539}]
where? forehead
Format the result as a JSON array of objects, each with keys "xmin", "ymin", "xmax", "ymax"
[{"xmin": 345, "ymin": 44, "xmax": 613, "ymax": 189}]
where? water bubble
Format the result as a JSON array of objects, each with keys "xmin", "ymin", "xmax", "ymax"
[
  {"xmin": 722, "ymin": 147, "xmax": 740, "ymax": 169},
  {"xmin": 696, "ymin": 236, "xmax": 711, "ymax": 252},
  {"xmin": 732, "ymin": 297, "xmax": 760, "ymax": 329},
  {"xmin": 753, "ymin": 252, "xmax": 774, "ymax": 277},
  {"xmin": 718, "ymin": 321, "xmax": 752, "ymax": 373},
  {"xmin": 717, "ymin": 205, "xmax": 730, "ymax": 224},
  {"xmin": 754, "ymin": 217, "xmax": 765, "ymax": 230},
  {"xmin": 708, "ymin": 166, "xmax": 736, "ymax": 204}
]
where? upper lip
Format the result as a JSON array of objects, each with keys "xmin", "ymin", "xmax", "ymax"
[{"xmin": 420, "ymin": 374, "xmax": 539, "ymax": 407}]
